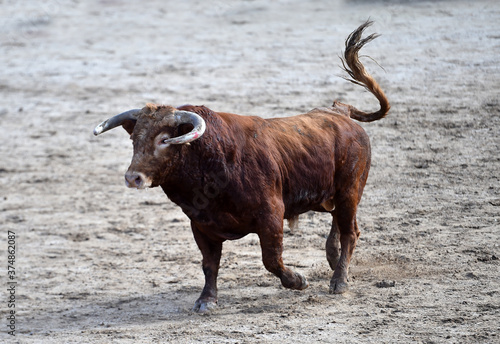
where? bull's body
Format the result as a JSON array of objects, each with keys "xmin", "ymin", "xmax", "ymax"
[
  {"xmin": 165, "ymin": 104, "xmax": 369, "ymax": 236},
  {"xmin": 94, "ymin": 21, "xmax": 389, "ymax": 313}
]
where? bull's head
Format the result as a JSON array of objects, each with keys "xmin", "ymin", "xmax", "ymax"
[{"xmin": 94, "ymin": 104, "xmax": 206, "ymax": 189}]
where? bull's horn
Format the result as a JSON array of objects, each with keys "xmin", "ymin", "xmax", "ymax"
[
  {"xmin": 93, "ymin": 109, "xmax": 141, "ymax": 136},
  {"xmin": 163, "ymin": 111, "xmax": 206, "ymax": 145}
]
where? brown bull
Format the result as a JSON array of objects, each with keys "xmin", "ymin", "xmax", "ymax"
[{"xmin": 94, "ymin": 21, "xmax": 390, "ymax": 313}]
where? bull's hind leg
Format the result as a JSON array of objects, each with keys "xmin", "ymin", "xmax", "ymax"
[
  {"xmin": 328, "ymin": 139, "xmax": 370, "ymax": 294},
  {"xmin": 326, "ymin": 213, "xmax": 341, "ymax": 270},
  {"xmin": 329, "ymin": 204, "xmax": 361, "ymax": 294}
]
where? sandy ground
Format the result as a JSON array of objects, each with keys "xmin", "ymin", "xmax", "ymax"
[{"xmin": 1, "ymin": 0, "xmax": 499, "ymax": 343}]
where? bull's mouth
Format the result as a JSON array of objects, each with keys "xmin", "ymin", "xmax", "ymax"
[{"xmin": 125, "ymin": 171, "xmax": 152, "ymax": 189}]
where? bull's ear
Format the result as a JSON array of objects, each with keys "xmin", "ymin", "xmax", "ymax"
[
  {"xmin": 93, "ymin": 109, "xmax": 141, "ymax": 136},
  {"xmin": 122, "ymin": 119, "xmax": 136, "ymax": 136}
]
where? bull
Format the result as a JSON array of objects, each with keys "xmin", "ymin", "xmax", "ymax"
[{"xmin": 94, "ymin": 21, "xmax": 390, "ymax": 313}]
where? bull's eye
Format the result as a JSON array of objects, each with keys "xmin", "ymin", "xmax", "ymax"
[{"xmin": 158, "ymin": 134, "xmax": 171, "ymax": 146}]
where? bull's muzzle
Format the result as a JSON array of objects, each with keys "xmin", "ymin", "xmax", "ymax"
[{"xmin": 125, "ymin": 171, "xmax": 150, "ymax": 189}]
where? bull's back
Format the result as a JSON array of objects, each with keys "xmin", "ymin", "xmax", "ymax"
[{"xmin": 262, "ymin": 108, "xmax": 371, "ymax": 218}]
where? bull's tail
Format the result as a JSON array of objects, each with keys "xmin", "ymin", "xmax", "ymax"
[{"xmin": 337, "ymin": 20, "xmax": 390, "ymax": 122}]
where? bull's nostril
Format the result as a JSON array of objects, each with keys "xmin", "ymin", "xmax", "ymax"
[
  {"xmin": 125, "ymin": 173, "xmax": 141, "ymax": 188},
  {"xmin": 135, "ymin": 176, "xmax": 142, "ymax": 186}
]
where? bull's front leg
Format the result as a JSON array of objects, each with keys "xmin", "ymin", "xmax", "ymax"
[
  {"xmin": 258, "ymin": 214, "xmax": 309, "ymax": 290},
  {"xmin": 191, "ymin": 223, "xmax": 222, "ymax": 313}
]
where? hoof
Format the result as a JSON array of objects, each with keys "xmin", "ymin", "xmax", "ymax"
[
  {"xmin": 329, "ymin": 278, "xmax": 349, "ymax": 294},
  {"xmin": 193, "ymin": 299, "xmax": 217, "ymax": 314},
  {"xmin": 295, "ymin": 273, "xmax": 309, "ymax": 290}
]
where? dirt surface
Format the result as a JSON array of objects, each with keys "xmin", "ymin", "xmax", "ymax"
[{"xmin": 1, "ymin": 0, "xmax": 499, "ymax": 343}]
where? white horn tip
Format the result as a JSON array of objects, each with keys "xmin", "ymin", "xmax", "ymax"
[{"xmin": 93, "ymin": 121, "xmax": 106, "ymax": 136}]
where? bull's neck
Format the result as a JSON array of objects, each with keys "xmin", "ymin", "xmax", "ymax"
[{"xmin": 160, "ymin": 134, "xmax": 232, "ymax": 219}]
